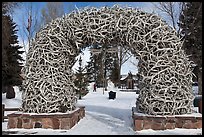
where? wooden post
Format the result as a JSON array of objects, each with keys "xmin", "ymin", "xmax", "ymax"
[{"xmin": 2, "ymin": 104, "xmax": 5, "ymax": 122}]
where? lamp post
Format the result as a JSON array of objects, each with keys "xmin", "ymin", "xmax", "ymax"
[{"xmin": 90, "ymin": 46, "xmax": 118, "ymax": 94}]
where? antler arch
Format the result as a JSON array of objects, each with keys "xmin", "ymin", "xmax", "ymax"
[{"xmin": 21, "ymin": 5, "xmax": 194, "ymax": 115}]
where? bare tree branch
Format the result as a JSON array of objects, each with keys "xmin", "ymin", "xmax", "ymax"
[
  {"xmin": 16, "ymin": 2, "xmax": 42, "ymax": 55},
  {"xmin": 152, "ymin": 2, "xmax": 183, "ymax": 34}
]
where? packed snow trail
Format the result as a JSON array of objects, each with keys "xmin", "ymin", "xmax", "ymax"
[
  {"xmin": 2, "ymin": 84, "xmax": 202, "ymax": 135},
  {"xmin": 71, "ymin": 88, "xmax": 138, "ymax": 135}
]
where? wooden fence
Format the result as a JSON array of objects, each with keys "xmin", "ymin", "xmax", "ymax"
[{"xmin": 2, "ymin": 104, "xmax": 19, "ymax": 122}]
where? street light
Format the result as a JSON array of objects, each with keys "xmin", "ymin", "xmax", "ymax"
[{"xmin": 90, "ymin": 46, "xmax": 118, "ymax": 94}]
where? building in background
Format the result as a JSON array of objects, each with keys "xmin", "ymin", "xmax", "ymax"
[{"xmin": 120, "ymin": 72, "xmax": 139, "ymax": 89}]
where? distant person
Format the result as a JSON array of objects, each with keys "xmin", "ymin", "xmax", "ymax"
[{"xmin": 93, "ymin": 83, "xmax": 96, "ymax": 92}]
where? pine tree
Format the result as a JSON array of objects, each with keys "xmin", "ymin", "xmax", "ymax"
[
  {"xmin": 74, "ymin": 56, "xmax": 89, "ymax": 99},
  {"xmin": 2, "ymin": 11, "xmax": 24, "ymax": 96},
  {"xmin": 86, "ymin": 54, "xmax": 97, "ymax": 82},
  {"xmin": 86, "ymin": 45, "xmax": 117, "ymax": 88},
  {"xmin": 105, "ymin": 52, "xmax": 115, "ymax": 77},
  {"xmin": 86, "ymin": 47, "xmax": 104, "ymax": 87},
  {"xmin": 178, "ymin": 2, "xmax": 202, "ymax": 95},
  {"xmin": 110, "ymin": 59, "xmax": 120, "ymax": 86}
]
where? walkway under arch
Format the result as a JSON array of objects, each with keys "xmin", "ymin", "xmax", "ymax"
[{"xmin": 21, "ymin": 5, "xmax": 194, "ymax": 115}]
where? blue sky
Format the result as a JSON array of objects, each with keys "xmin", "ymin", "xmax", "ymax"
[
  {"xmin": 13, "ymin": 2, "xmax": 157, "ymax": 42},
  {"xmin": 11, "ymin": 2, "xmax": 179, "ymax": 75}
]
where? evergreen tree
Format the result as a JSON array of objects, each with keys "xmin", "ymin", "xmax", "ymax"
[
  {"xmin": 74, "ymin": 56, "xmax": 89, "ymax": 99},
  {"xmin": 86, "ymin": 45, "xmax": 117, "ymax": 88},
  {"xmin": 105, "ymin": 52, "xmax": 115, "ymax": 78},
  {"xmin": 178, "ymin": 2, "xmax": 202, "ymax": 95},
  {"xmin": 86, "ymin": 53, "xmax": 97, "ymax": 82},
  {"xmin": 86, "ymin": 46, "xmax": 104, "ymax": 87},
  {"xmin": 2, "ymin": 9, "xmax": 24, "ymax": 95},
  {"xmin": 110, "ymin": 59, "xmax": 120, "ymax": 86},
  {"xmin": 104, "ymin": 51, "xmax": 118, "ymax": 88},
  {"xmin": 2, "ymin": 2, "xmax": 19, "ymax": 15}
]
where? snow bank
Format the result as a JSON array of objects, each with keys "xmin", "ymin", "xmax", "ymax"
[{"xmin": 2, "ymin": 85, "xmax": 202, "ymax": 135}]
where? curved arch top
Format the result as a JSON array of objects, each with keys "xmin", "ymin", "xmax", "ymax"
[{"xmin": 21, "ymin": 5, "xmax": 194, "ymax": 115}]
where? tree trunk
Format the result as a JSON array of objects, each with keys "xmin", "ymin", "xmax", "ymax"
[
  {"xmin": 118, "ymin": 62, "xmax": 122, "ymax": 88},
  {"xmin": 6, "ymin": 86, "xmax": 15, "ymax": 99}
]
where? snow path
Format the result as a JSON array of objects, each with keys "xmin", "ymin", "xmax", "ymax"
[
  {"xmin": 2, "ymin": 85, "xmax": 202, "ymax": 135},
  {"xmin": 72, "ymin": 89, "xmax": 137, "ymax": 135}
]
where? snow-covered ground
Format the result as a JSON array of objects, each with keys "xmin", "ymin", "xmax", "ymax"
[{"xmin": 2, "ymin": 83, "xmax": 202, "ymax": 135}]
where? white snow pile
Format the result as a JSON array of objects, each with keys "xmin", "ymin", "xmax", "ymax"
[{"xmin": 2, "ymin": 85, "xmax": 202, "ymax": 135}]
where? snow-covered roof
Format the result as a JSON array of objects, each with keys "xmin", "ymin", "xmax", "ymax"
[
  {"xmin": 120, "ymin": 74, "xmax": 138, "ymax": 81},
  {"xmin": 120, "ymin": 75, "xmax": 128, "ymax": 80}
]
